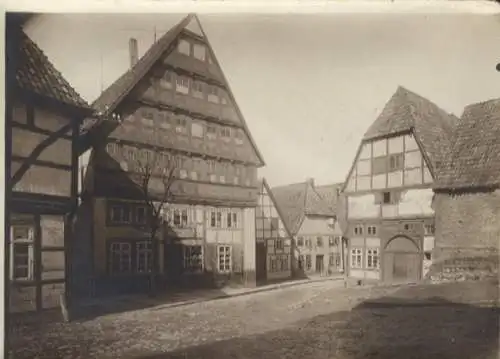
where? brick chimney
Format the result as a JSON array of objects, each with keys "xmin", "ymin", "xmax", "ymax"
[
  {"xmin": 129, "ymin": 38, "xmax": 138, "ymax": 68},
  {"xmin": 306, "ymin": 178, "xmax": 315, "ymax": 188}
]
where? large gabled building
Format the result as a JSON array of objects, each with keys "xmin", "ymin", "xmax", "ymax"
[
  {"xmin": 6, "ymin": 16, "xmax": 92, "ymax": 313},
  {"xmin": 78, "ymin": 14, "xmax": 265, "ymax": 295},
  {"xmin": 432, "ymin": 98, "xmax": 500, "ymax": 278},
  {"xmin": 341, "ymin": 86, "xmax": 457, "ymax": 284},
  {"xmin": 272, "ymin": 179, "xmax": 343, "ymax": 278}
]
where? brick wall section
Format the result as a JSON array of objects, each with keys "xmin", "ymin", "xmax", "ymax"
[{"xmin": 432, "ymin": 189, "xmax": 500, "ymax": 278}]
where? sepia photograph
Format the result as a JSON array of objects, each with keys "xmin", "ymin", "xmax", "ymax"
[{"xmin": 4, "ymin": 6, "xmax": 500, "ymax": 359}]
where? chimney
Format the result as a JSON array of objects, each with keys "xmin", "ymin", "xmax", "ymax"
[
  {"xmin": 129, "ymin": 38, "xmax": 138, "ymax": 68},
  {"xmin": 306, "ymin": 178, "xmax": 315, "ymax": 187}
]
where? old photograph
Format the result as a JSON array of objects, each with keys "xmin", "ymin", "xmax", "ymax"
[{"xmin": 5, "ymin": 9, "xmax": 500, "ymax": 359}]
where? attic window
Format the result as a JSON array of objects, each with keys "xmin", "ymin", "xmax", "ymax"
[
  {"xmin": 221, "ymin": 127, "xmax": 231, "ymax": 138},
  {"xmin": 178, "ymin": 39, "xmax": 191, "ymax": 56},
  {"xmin": 207, "ymin": 85, "xmax": 220, "ymax": 103},
  {"xmin": 235, "ymin": 130, "xmax": 244, "ymax": 145},
  {"xmin": 192, "ymin": 81, "xmax": 205, "ymax": 99},
  {"xmin": 193, "ymin": 43, "xmax": 206, "ymax": 61},
  {"xmin": 176, "ymin": 76, "xmax": 190, "ymax": 95},
  {"xmin": 160, "ymin": 71, "xmax": 174, "ymax": 89}
]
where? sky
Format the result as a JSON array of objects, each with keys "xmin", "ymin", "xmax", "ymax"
[{"xmin": 25, "ymin": 13, "xmax": 500, "ymax": 187}]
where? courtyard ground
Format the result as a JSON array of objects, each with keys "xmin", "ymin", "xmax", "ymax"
[{"xmin": 8, "ymin": 279, "xmax": 499, "ymax": 359}]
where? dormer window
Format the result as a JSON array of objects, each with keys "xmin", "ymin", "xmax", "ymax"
[{"xmin": 178, "ymin": 39, "xmax": 191, "ymax": 56}]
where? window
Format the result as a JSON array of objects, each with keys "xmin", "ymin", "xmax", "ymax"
[
  {"xmin": 176, "ymin": 76, "xmax": 190, "ymax": 95},
  {"xmin": 424, "ymin": 224, "xmax": 435, "ymax": 235},
  {"xmin": 210, "ymin": 209, "xmax": 222, "ymax": 228},
  {"xmin": 193, "ymin": 43, "xmax": 206, "ymax": 61},
  {"xmin": 305, "ymin": 255, "xmax": 312, "ymax": 270},
  {"xmin": 175, "ymin": 116, "xmax": 188, "ymax": 134},
  {"xmin": 178, "ymin": 39, "xmax": 191, "ymax": 55},
  {"xmin": 329, "ymin": 253, "xmax": 335, "ymax": 266},
  {"xmin": 136, "ymin": 241, "xmax": 152, "ymax": 273},
  {"xmin": 207, "ymin": 125, "xmax": 217, "ymax": 136},
  {"xmin": 329, "ymin": 236, "xmax": 339, "ymax": 247},
  {"xmin": 191, "ymin": 171, "xmax": 198, "ymax": 181},
  {"xmin": 383, "ymin": 192, "xmax": 391, "ymax": 204},
  {"xmin": 298, "ymin": 255, "xmax": 305, "ymax": 269},
  {"xmin": 109, "ymin": 242, "xmax": 132, "ymax": 274},
  {"xmin": 192, "ymin": 81, "xmax": 205, "ymax": 99},
  {"xmin": 10, "ymin": 225, "xmax": 34, "ymax": 280},
  {"xmin": 305, "ymin": 238, "xmax": 312, "ymax": 248},
  {"xmin": 141, "ymin": 111, "xmax": 154, "ymax": 127},
  {"xmin": 297, "ymin": 237, "xmax": 304, "ymax": 246},
  {"xmin": 366, "ymin": 248, "xmax": 379, "ymax": 269},
  {"xmin": 404, "ymin": 223, "xmax": 415, "ymax": 231},
  {"xmin": 389, "ymin": 154, "xmax": 404, "ymax": 171},
  {"xmin": 275, "ymin": 239, "xmax": 284, "ymax": 250},
  {"xmin": 351, "ymin": 248, "xmax": 363, "ymax": 268},
  {"xmin": 221, "ymin": 127, "xmax": 231, "ymax": 139},
  {"xmin": 207, "ymin": 85, "xmax": 219, "ymax": 103},
  {"xmin": 424, "ymin": 251, "xmax": 432, "ymax": 261},
  {"xmin": 270, "ymin": 218, "xmax": 279, "ymax": 232},
  {"xmin": 183, "ymin": 245, "xmax": 203, "ymax": 273},
  {"xmin": 173, "ymin": 209, "xmax": 189, "ymax": 228},
  {"xmin": 191, "ymin": 122, "xmax": 204, "ymax": 137},
  {"xmin": 227, "ymin": 212, "xmax": 238, "ymax": 228},
  {"xmin": 160, "ymin": 71, "xmax": 174, "ymax": 89},
  {"xmin": 110, "ymin": 205, "xmax": 131, "ymax": 224},
  {"xmin": 210, "ymin": 174, "xmax": 217, "ymax": 183},
  {"xmin": 220, "ymin": 175, "xmax": 226, "ymax": 183},
  {"xmin": 354, "ymin": 225, "xmax": 364, "ymax": 236},
  {"xmin": 367, "ymin": 226, "xmax": 377, "ymax": 236},
  {"xmin": 316, "ymin": 236, "xmax": 323, "ymax": 247},
  {"xmin": 181, "ymin": 209, "xmax": 189, "ymax": 227},
  {"xmin": 235, "ymin": 130, "xmax": 244, "ymax": 145},
  {"xmin": 136, "ymin": 207, "xmax": 146, "ymax": 224},
  {"xmin": 217, "ymin": 245, "xmax": 231, "ymax": 272}
]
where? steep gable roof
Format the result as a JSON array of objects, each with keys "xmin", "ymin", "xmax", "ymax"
[
  {"xmin": 15, "ymin": 30, "xmax": 90, "ymax": 111},
  {"xmin": 342, "ymin": 86, "xmax": 458, "ymax": 193},
  {"xmin": 272, "ymin": 180, "xmax": 336, "ymax": 235},
  {"xmin": 434, "ymin": 98, "xmax": 500, "ymax": 191},
  {"xmin": 81, "ymin": 14, "xmax": 265, "ymax": 166},
  {"xmin": 364, "ymin": 86, "xmax": 457, "ymax": 171},
  {"xmin": 260, "ymin": 178, "xmax": 295, "ymax": 239}
]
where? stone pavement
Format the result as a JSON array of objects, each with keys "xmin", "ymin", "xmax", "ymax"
[{"xmin": 8, "ymin": 279, "xmax": 499, "ymax": 359}]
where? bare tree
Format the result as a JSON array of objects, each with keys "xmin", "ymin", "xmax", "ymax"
[{"xmin": 134, "ymin": 151, "xmax": 177, "ymax": 296}]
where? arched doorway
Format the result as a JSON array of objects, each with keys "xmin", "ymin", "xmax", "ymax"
[{"xmin": 383, "ymin": 236, "xmax": 421, "ymax": 283}]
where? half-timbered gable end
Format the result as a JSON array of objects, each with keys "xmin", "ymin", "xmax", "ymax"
[
  {"xmin": 78, "ymin": 14, "xmax": 265, "ymax": 293},
  {"xmin": 272, "ymin": 179, "xmax": 343, "ymax": 278},
  {"xmin": 255, "ymin": 179, "xmax": 294, "ymax": 282},
  {"xmin": 7, "ymin": 24, "xmax": 92, "ymax": 313},
  {"xmin": 81, "ymin": 14, "xmax": 263, "ymax": 208},
  {"xmin": 341, "ymin": 86, "xmax": 457, "ymax": 284}
]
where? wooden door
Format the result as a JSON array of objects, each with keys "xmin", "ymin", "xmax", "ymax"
[
  {"xmin": 315, "ymin": 255, "xmax": 324, "ymax": 273},
  {"xmin": 384, "ymin": 236, "xmax": 421, "ymax": 283},
  {"xmin": 255, "ymin": 242, "xmax": 267, "ymax": 282}
]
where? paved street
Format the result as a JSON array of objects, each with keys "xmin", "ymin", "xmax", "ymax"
[{"xmin": 9, "ymin": 279, "xmax": 499, "ymax": 359}]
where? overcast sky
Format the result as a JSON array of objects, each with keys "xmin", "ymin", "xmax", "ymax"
[{"xmin": 25, "ymin": 13, "xmax": 500, "ymax": 187}]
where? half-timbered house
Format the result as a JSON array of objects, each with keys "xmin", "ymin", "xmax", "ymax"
[
  {"xmin": 255, "ymin": 179, "xmax": 293, "ymax": 283},
  {"xmin": 272, "ymin": 179, "xmax": 343, "ymax": 278},
  {"xmin": 78, "ymin": 14, "xmax": 265, "ymax": 295},
  {"xmin": 341, "ymin": 86, "xmax": 457, "ymax": 284},
  {"xmin": 6, "ymin": 17, "xmax": 92, "ymax": 313}
]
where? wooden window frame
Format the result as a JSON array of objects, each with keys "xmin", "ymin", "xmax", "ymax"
[
  {"xmin": 366, "ymin": 248, "xmax": 380, "ymax": 269},
  {"xmin": 135, "ymin": 241, "xmax": 152, "ymax": 274},
  {"xmin": 183, "ymin": 245, "xmax": 203, "ymax": 273},
  {"xmin": 109, "ymin": 242, "xmax": 133, "ymax": 274},
  {"xmin": 217, "ymin": 245, "xmax": 232, "ymax": 273},
  {"xmin": 350, "ymin": 248, "xmax": 363, "ymax": 269},
  {"xmin": 10, "ymin": 225, "xmax": 35, "ymax": 281}
]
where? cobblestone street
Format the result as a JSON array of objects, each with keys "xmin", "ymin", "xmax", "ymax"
[{"xmin": 9, "ymin": 280, "xmax": 499, "ymax": 359}]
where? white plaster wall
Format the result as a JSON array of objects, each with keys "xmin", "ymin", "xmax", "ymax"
[
  {"xmin": 348, "ymin": 194, "xmax": 379, "ymax": 219},
  {"xmin": 299, "ymin": 216, "xmax": 336, "ymax": 235},
  {"xmin": 398, "ymin": 188, "xmax": 434, "ymax": 216},
  {"xmin": 242, "ymin": 207, "xmax": 256, "ymax": 274}
]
